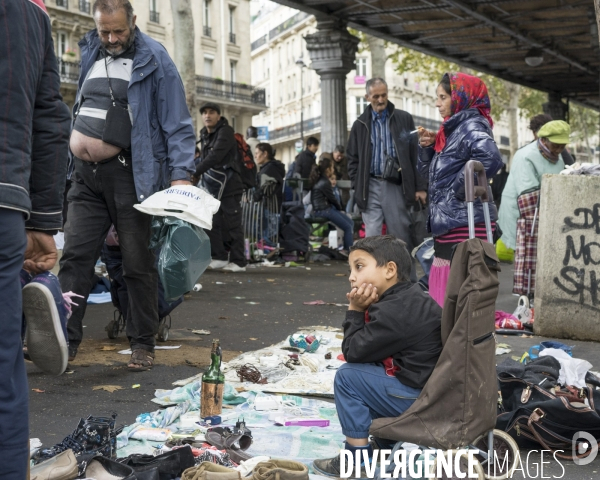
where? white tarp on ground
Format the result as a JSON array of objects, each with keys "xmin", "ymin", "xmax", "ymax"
[{"xmin": 221, "ymin": 327, "xmax": 344, "ymax": 397}]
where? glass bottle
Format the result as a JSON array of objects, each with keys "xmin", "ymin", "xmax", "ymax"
[{"xmin": 201, "ymin": 339, "xmax": 225, "ymax": 418}]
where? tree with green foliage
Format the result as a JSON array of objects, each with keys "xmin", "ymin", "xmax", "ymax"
[{"xmin": 387, "ymin": 46, "xmax": 599, "ymax": 164}]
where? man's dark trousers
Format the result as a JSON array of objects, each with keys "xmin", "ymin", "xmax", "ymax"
[
  {"xmin": 59, "ymin": 157, "xmax": 158, "ymax": 354},
  {"xmin": 205, "ymin": 194, "xmax": 246, "ymax": 267},
  {"xmin": 0, "ymin": 210, "xmax": 29, "ymax": 479}
]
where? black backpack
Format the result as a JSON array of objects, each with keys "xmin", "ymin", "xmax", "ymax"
[{"xmin": 234, "ymin": 133, "xmax": 257, "ymax": 189}]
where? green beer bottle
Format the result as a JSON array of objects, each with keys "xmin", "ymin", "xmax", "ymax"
[{"xmin": 201, "ymin": 339, "xmax": 225, "ymax": 418}]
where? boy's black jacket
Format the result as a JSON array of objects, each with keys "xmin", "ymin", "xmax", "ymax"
[{"xmin": 342, "ymin": 281, "xmax": 442, "ymax": 389}]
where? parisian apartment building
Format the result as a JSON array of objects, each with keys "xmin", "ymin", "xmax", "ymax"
[
  {"xmin": 250, "ymin": 0, "xmax": 531, "ymax": 168},
  {"xmin": 45, "ymin": 0, "xmax": 265, "ymax": 136}
]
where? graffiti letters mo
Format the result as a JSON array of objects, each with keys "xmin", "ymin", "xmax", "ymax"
[{"xmin": 554, "ymin": 204, "xmax": 600, "ymax": 310}]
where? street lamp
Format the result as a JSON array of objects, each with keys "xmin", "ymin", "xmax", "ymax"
[{"xmin": 296, "ymin": 57, "xmax": 306, "ymax": 145}]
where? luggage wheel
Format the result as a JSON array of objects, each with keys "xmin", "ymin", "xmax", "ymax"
[
  {"xmin": 157, "ymin": 315, "xmax": 171, "ymax": 342},
  {"xmin": 105, "ymin": 310, "xmax": 124, "ymax": 339},
  {"xmin": 471, "ymin": 429, "xmax": 520, "ymax": 480}
]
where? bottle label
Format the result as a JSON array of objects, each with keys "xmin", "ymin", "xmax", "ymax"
[{"xmin": 201, "ymin": 381, "xmax": 224, "ymax": 418}]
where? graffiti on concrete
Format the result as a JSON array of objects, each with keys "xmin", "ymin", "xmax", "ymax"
[{"xmin": 554, "ymin": 204, "xmax": 600, "ymax": 310}]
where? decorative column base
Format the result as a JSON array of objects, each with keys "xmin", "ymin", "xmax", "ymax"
[{"xmin": 304, "ymin": 17, "xmax": 359, "ymax": 152}]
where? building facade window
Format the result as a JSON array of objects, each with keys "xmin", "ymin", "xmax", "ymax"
[
  {"xmin": 355, "ymin": 57, "xmax": 367, "ymax": 77},
  {"xmin": 203, "ymin": 0, "xmax": 211, "ymax": 37},
  {"xmin": 149, "ymin": 0, "xmax": 159, "ymax": 23},
  {"xmin": 355, "ymin": 96, "xmax": 368, "ymax": 116},
  {"xmin": 228, "ymin": 7, "xmax": 236, "ymax": 44},
  {"xmin": 203, "ymin": 57, "xmax": 213, "ymax": 77},
  {"xmin": 78, "ymin": 0, "xmax": 90, "ymax": 14},
  {"xmin": 230, "ymin": 60, "xmax": 237, "ymax": 82},
  {"xmin": 278, "ymin": 46, "xmax": 282, "ymax": 71}
]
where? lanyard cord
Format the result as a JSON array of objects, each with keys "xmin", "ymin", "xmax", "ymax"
[{"xmin": 104, "ymin": 55, "xmax": 117, "ymax": 107}]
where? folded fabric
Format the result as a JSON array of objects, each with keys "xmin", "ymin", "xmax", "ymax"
[
  {"xmin": 87, "ymin": 292, "xmax": 112, "ymax": 304},
  {"xmin": 539, "ymin": 348, "xmax": 592, "ymax": 388}
]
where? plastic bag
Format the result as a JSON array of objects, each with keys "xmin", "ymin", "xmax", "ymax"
[
  {"xmin": 512, "ymin": 295, "xmax": 532, "ymax": 323},
  {"xmin": 150, "ymin": 216, "xmax": 211, "ymax": 301},
  {"xmin": 134, "ymin": 185, "xmax": 220, "ymax": 230}
]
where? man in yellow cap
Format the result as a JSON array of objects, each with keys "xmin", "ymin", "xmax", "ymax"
[{"xmin": 497, "ymin": 120, "xmax": 570, "ymax": 259}]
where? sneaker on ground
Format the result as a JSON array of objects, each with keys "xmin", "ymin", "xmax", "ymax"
[
  {"xmin": 222, "ymin": 262, "xmax": 246, "ymax": 272},
  {"xmin": 313, "ymin": 453, "xmax": 371, "ymax": 478},
  {"xmin": 23, "ymin": 272, "xmax": 69, "ymax": 376},
  {"xmin": 209, "ymin": 259, "xmax": 229, "ymax": 270}
]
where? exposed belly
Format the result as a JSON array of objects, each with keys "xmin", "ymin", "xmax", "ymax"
[{"xmin": 70, "ymin": 130, "xmax": 122, "ymax": 162}]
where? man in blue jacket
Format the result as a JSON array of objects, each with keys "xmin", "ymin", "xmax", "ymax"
[
  {"xmin": 1, "ymin": 0, "xmax": 71, "ymax": 475},
  {"xmin": 59, "ymin": 0, "xmax": 196, "ymax": 371}
]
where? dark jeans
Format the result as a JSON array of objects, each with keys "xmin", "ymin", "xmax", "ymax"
[
  {"xmin": 204, "ymin": 194, "xmax": 246, "ymax": 267},
  {"xmin": 314, "ymin": 207, "xmax": 354, "ymax": 250},
  {"xmin": 59, "ymin": 157, "xmax": 158, "ymax": 353},
  {"xmin": 0, "ymin": 209, "xmax": 29, "ymax": 478}
]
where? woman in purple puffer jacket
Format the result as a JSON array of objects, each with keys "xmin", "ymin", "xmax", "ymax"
[{"xmin": 417, "ymin": 73, "xmax": 503, "ymax": 307}]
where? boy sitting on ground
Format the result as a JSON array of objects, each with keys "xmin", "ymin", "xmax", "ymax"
[{"xmin": 313, "ymin": 235, "xmax": 443, "ymax": 477}]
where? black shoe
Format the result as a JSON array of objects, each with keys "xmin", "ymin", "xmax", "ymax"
[
  {"xmin": 120, "ymin": 445, "xmax": 195, "ymax": 478},
  {"xmin": 33, "ymin": 413, "xmax": 122, "ymax": 464},
  {"xmin": 68, "ymin": 345, "xmax": 78, "ymax": 362},
  {"xmin": 313, "ymin": 454, "xmax": 343, "ymax": 477}
]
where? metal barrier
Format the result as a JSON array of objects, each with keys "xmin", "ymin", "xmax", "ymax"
[{"xmin": 241, "ymin": 187, "xmax": 280, "ymax": 261}]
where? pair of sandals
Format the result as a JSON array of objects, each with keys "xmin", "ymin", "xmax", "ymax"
[
  {"xmin": 128, "ymin": 349, "xmax": 155, "ymax": 371},
  {"xmin": 205, "ymin": 420, "xmax": 253, "ymax": 464}
]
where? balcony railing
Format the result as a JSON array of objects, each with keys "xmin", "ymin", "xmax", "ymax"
[
  {"xmin": 269, "ymin": 11, "xmax": 310, "ymax": 41},
  {"xmin": 149, "ymin": 10, "xmax": 160, "ymax": 23},
  {"xmin": 203, "ymin": 26, "xmax": 212, "ymax": 37},
  {"xmin": 229, "ymin": 33, "xmax": 236, "ymax": 45},
  {"xmin": 196, "ymin": 76, "xmax": 266, "ymax": 107},
  {"xmin": 56, "ymin": 0, "xmax": 68, "ymax": 8},
  {"xmin": 412, "ymin": 114, "xmax": 441, "ymax": 133},
  {"xmin": 269, "ymin": 117, "xmax": 321, "ymax": 141},
  {"xmin": 58, "ymin": 60, "xmax": 80, "ymax": 84},
  {"xmin": 78, "ymin": 0, "xmax": 90, "ymax": 13},
  {"xmin": 251, "ymin": 35, "xmax": 267, "ymax": 52}
]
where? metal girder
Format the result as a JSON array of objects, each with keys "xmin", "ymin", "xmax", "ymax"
[{"xmin": 441, "ymin": 0, "xmax": 597, "ymax": 75}]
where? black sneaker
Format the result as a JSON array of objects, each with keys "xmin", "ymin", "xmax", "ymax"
[{"xmin": 313, "ymin": 454, "xmax": 343, "ymax": 477}]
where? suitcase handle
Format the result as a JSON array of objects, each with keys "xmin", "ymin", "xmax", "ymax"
[
  {"xmin": 464, "ymin": 160, "xmax": 489, "ymax": 203},
  {"xmin": 464, "ymin": 160, "xmax": 494, "ymax": 242}
]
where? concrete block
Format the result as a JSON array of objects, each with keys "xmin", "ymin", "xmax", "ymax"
[{"xmin": 535, "ymin": 174, "xmax": 600, "ymax": 341}]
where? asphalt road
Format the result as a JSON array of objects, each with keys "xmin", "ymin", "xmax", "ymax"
[{"xmin": 27, "ymin": 260, "xmax": 600, "ymax": 478}]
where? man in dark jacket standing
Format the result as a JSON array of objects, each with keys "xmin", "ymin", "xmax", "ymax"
[
  {"xmin": 347, "ymin": 78, "xmax": 427, "ymax": 254},
  {"xmin": 293, "ymin": 136, "xmax": 320, "ymax": 180},
  {"xmin": 0, "ymin": 0, "xmax": 71, "ymax": 476},
  {"xmin": 195, "ymin": 102, "xmax": 247, "ymax": 272}
]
